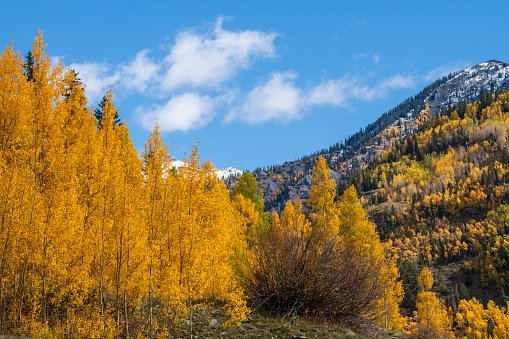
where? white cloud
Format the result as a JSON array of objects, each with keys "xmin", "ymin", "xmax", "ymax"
[
  {"xmin": 307, "ymin": 78, "xmax": 350, "ymax": 106},
  {"xmin": 380, "ymin": 74, "xmax": 415, "ymax": 89},
  {"xmin": 137, "ymin": 93, "xmax": 215, "ymax": 133},
  {"xmin": 224, "ymin": 71, "xmax": 419, "ymax": 124},
  {"xmin": 226, "ymin": 71, "xmax": 302, "ymax": 124},
  {"xmin": 68, "ymin": 19, "xmax": 471, "ymax": 133},
  {"xmin": 70, "ymin": 62, "xmax": 120, "ymax": 103},
  {"xmin": 307, "ymin": 73, "xmax": 415, "ymax": 107},
  {"xmin": 162, "ymin": 18, "xmax": 277, "ymax": 90},
  {"xmin": 121, "ymin": 49, "xmax": 160, "ymax": 92}
]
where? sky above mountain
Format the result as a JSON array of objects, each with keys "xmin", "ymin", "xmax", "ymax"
[{"xmin": 2, "ymin": 1, "xmax": 508, "ymax": 170}]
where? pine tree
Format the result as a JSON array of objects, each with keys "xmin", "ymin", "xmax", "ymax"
[
  {"xmin": 24, "ymin": 50, "xmax": 34, "ymax": 81},
  {"xmin": 95, "ymin": 95, "xmax": 121, "ymax": 127}
]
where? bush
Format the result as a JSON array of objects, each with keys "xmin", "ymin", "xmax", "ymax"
[{"xmin": 239, "ymin": 223, "xmax": 385, "ymax": 325}]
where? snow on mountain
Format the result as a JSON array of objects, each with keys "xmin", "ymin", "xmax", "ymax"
[
  {"xmin": 216, "ymin": 167, "xmax": 244, "ymax": 179},
  {"xmin": 169, "ymin": 158, "xmax": 242, "ymax": 180},
  {"xmin": 425, "ymin": 60, "xmax": 509, "ymax": 116}
]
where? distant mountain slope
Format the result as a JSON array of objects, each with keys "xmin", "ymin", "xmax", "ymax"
[
  {"xmin": 349, "ymin": 89, "xmax": 509, "ymax": 313},
  {"xmin": 425, "ymin": 60, "xmax": 509, "ymax": 116},
  {"xmin": 253, "ymin": 60, "xmax": 509, "ymax": 212}
]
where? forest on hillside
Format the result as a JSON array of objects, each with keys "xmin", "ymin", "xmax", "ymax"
[
  {"xmin": 346, "ymin": 87, "xmax": 509, "ymax": 338},
  {"xmin": 3, "ymin": 33, "xmax": 509, "ymax": 338}
]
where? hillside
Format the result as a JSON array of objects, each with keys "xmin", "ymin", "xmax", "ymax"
[
  {"xmin": 253, "ymin": 60, "xmax": 509, "ymax": 213},
  {"xmin": 346, "ymin": 88, "xmax": 509, "ymax": 317}
]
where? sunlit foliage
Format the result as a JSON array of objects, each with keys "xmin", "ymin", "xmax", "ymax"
[{"xmin": 0, "ymin": 32, "xmax": 247, "ymax": 337}]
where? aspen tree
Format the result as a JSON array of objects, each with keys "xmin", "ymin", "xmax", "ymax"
[
  {"xmin": 231, "ymin": 194, "xmax": 258, "ymax": 238},
  {"xmin": 0, "ymin": 34, "xmax": 250, "ymax": 335},
  {"xmin": 231, "ymin": 172, "xmax": 267, "ymax": 245},
  {"xmin": 307, "ymin": 156, "xmax": 339, "ymax": 235},
  {"xmin": 414, "ymin": 267, "xmax": 452, "ymax": 338},
  {"xmin": 102, "ymin": 120, "xmax": 146, "ymax": 338},
  {"xmin": 337, "ymin": 186, "xmax": 404, "ymax": 327},
  {"xmin": 163, "ymin": 147, "xmax": 248, "ymax": 328},
  {"xmin": 0, "ymin": 41, "xmax": 32, "ymax": 330},
  {"xmin": 94, "ymin": 90, "xmax": 123, "ymax": 330},
  {"xmin": 141, "ymin": 124, "xmax": 170, "ymax": 336}
]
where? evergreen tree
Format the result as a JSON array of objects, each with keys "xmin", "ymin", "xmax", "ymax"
[
  {"xmin": 95, "ymin": 94, "xmax": 121, "ymax": 127},
  {"xmin": 24, "ymin": 50, "xmax": 34, "ymax": 81}
]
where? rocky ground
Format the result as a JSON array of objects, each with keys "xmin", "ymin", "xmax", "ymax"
[{"xmin": 156, "ymin": 306, "xmax": 406, "ymax": 339}]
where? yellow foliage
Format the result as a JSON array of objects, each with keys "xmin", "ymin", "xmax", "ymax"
[
  {"xmin": 0, "ymin": 33, "xmax": 248, "ymax": 336},
  {"xmin": 408, "ymin": 267, "xmax": 453, "ymax": 338},
  {"xmin": 455, "ymin": 298, "xmax": 509, "ymax": 339},
  {"xmin": 307, "ymin": 156, "xmax": 339, "ymax": 234}
]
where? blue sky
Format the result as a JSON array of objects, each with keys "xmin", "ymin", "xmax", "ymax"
[{"xmin": 2, "ymin": 1, "xmax": 508, "ymax": 170}]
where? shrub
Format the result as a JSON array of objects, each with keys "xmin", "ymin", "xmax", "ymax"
[{"xmin": 239, "ymin": 222, "xmax": 385, "ymax": 325}]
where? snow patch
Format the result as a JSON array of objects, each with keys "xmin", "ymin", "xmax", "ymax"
[
  {"xmin": 216, "ymin": 167, "xmax": 244, "ymax": 179},
  {"xmin": 169, "ymin": 158, "xmax": 243, "ymax": 179},
  {"xmin": 425, "ymin": 60, "xmax": 509, "ymax": 115}
]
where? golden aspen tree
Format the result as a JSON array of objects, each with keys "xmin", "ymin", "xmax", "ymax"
[
  {"xmin": 413, "ymin": 267, "xmax": 453, "ymax": 338},
  {"xmin": 86, "ymin": 90, "xmax": 126, "ymax": 337},
  {"xmin": 231, "ymin": 172, "xmax": 267, "ymax": 245},
  {"xmin": 307, "ymin": 156, "xmax": 339, "ymax": 235},
  {"xmin": 0, "ymin": 41, "xmax": 33, "ymax": 331},
  {"xmin": 279, "ymin": 199, "xmax": 311, "ymax": 236},
  {"xmin": 337, "ymin": 185, "xmax": 379, "ymax": 248},
  {"xmin": 336, "ymin": 186, "xmax": 405, "ymax": 328},
  {"xmin": 231, "ymin": 194, "xmax": 259, "ymax": 246},
  {"xmin": 109, "ymin": 121, "xmax": 147, "ymax": 338},
  {"xmin": 456, "ymin": 298, "xmax": 509, "ymax": 339},
  {"xmin": 139, "ymin": 143, "xmax": 248, "ymax": 329},
  {"xmin": 230, "ymin": 194, "xmax": 257, "ymax": 274},
  {"xmin": 0, "ymin": 32, "xmax": 258, "ymax": 336},
  {"xmin": 23, "ymin": 31, "xmax": 91, "ymax": 331},
  {"xmin": 269, "ymin": 210, "xmax": 281, "ymax": 229},
  {"xmin": 141, "ymin": 124, "xmax": 172, "ymax": 336}
]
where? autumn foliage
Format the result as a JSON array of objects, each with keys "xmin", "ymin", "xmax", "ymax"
[
  {"xmin": 241, "ymin": 157, "xmax": 405, "ymax": 330},
  {"xmin": 0, "ymin": 33, "xmax": 248, "ymax": 337},
  {"xmin": 344, "ymin": 71, "xmax": 509, "ymax": 336},
  {"xmin": 11, "ymin": 32, "xmax": 509, "ymax": 338}
]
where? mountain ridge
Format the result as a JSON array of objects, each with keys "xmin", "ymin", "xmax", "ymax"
[{"xmin": 250, "ymin": 60, "xmax": 509, "ymax": 212}]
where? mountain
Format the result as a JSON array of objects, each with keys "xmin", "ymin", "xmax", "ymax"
[
  {"xmin": 350, "ymin": 86, "xmax": 509, "ymax": 315},
  {"xmin": 247, "ymin": 62, "xmax": 509, "ymax": 318},
  {"xmin": 425, "ymin": 60, "xmax": 509, "ymax": 116},
  {"xmin": 216, "ymin": 167, "xmax": 243, "ymax": 180},
  {"xmin": 253, "ymin": 60, "xmax": 509, "ymax": 212}
]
